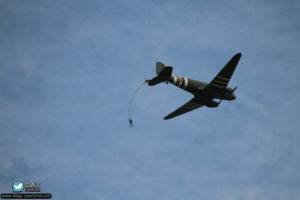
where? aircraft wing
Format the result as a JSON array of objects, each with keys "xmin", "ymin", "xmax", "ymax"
[
  {"xmin": 164, "ymin": 98, "xmax": 203, "ymax": 120},
  {"xmin": 207, "ymin": 53, "xmax": 241, "ymax": 89}
]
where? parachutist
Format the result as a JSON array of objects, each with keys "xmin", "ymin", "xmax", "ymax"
[{"xmin": 129, "ymin": 118, "xmax": 134, "ymax": 127}]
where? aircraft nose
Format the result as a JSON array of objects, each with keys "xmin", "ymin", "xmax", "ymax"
[{"xmin": 232, "ymin": 94, "xmax": 236, "ymax": 100}]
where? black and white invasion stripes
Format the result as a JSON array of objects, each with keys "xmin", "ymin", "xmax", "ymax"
[
  {"xmin": 170, "ymin": 75, "xmax": 188, "ymax": 89},
  {"xmin": 182, "ymin": 101, "xmax": 203, "ymax": 110},
  {"xmin": 210, "ymin": 75, "xmax": 230, "ymax": 88}
]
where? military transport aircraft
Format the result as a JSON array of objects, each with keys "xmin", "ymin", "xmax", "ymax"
[{"xmin": 147, "ymin": 53, "xmax": 242, "ymax": 120}]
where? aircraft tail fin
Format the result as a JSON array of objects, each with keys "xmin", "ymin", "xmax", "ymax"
[
  {"xmin": 156, "ymin": 62, "xmax": 165, "ymax": 75},
  {"xmin": 148, "ymin": 64, "xmax": 173, "ymax": 86}
]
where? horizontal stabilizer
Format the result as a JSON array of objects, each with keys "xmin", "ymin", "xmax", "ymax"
[{"xmin": 148, "ymin": 66, "xmax": 173, "ymax": 86}]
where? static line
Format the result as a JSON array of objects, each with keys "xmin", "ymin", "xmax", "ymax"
[{"xmin": 128, "ymin": 80, "xmax": 148, "ymax": 119}]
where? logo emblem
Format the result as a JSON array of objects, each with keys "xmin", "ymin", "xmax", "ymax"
[{"xmin": 12, "ymin": 182, "xmax": 24, "ymax": 192}]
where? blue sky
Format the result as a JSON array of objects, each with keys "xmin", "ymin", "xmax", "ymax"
[{"xmin": 0, "ymin": 0, "xmax": 300, "ymax": 199}]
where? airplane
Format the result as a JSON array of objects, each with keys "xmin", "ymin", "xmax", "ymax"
[{"xmin": 146, "ymin": 53, "xmax": 242, "ymax": 120}]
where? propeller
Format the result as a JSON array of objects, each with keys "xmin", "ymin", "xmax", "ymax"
[
  {"xmin": 233, "ymin": 86, "xmax": 237, "ymax": 92},
  {"xmin": 217, "ymin": 99, "xmax": 222, "ymax": 106},
  {"xmin": 214, "ymin": 99, "xmax": 222, "ymax": 112}
]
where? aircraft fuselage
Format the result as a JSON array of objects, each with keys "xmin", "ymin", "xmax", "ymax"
[{"xmin": 167, "ymin": 74, "xmax": 236, "ymax": 104}]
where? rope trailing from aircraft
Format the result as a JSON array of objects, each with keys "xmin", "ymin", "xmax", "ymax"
[{"xmin": 128, "ymin": 80, "xmax": 150, "ymax": 127}]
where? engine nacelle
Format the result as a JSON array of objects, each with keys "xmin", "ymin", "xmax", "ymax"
[{"xmin": 206, "ymin": 100, "xmax": 219, "ymax": 108}]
